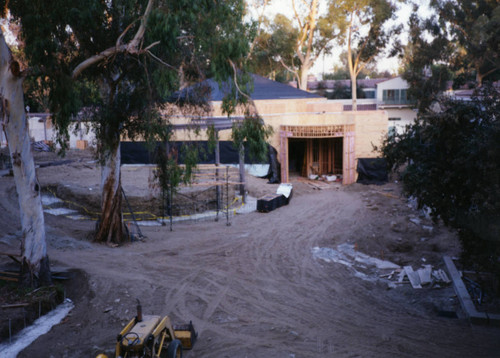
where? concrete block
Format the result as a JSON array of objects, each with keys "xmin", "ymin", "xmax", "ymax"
[{"xmin": 443, "ymin": 256, "xmax": 497, "ymax": 326}]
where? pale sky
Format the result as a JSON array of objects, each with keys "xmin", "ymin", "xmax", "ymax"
[{"xmin": 249, "ymin": 0, "xmax": 433, "ymax": 78}]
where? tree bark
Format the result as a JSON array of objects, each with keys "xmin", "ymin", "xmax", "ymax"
[
  {"xmin": 299, "ymin": 64, "xmax": 310, "ymax": 91},
  {"xmin": 0, "ymin": 31, "xmax": 51, "ymax": 287},
  {"xmin": 95, "ymin": 140, "xmax": 124, "ymax": 244},
  {"xmin": 350, "ymin": 71, "xmax": 357, "ymax": 111},
  {"xmin": 347, "ymin": 15, "xmax": 357, "ymax": 111}
]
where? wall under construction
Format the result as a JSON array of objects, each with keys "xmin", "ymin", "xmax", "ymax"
[{"xmin": 172, "ymin": 98, "xmax": 388, "ymax": 184}]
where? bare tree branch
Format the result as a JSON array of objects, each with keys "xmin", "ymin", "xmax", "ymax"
[
  {"xmin": 116, "ymin": 20, "xmax": 137, "ymax": 48},
  {"xmin": 228, "ymin": 59, "xmax": 252, "ymax": 102},
  {"xmin": 279, "ymin": 57, "xmax": 300, "ymax": 86},
  {"xmin": 144, "ymin": 41, "xmax": 161, "ymax": 52},
  {"xmin": 292, "ymin": 0, "xmax": 304, "ymax": 31},
  {"xmin": 147, "ymin": 50, "xmax": 179, "ymax": 72},
  {"xmin": 72, "ymin": 44, "xmax": 127, "ymax": 79},
  {"xmin": 127, "ymin": 0, "xmax": 154, "ymax": 54},
  {"xmin": 247, "ymin": 0, "xmax": 270, "ymax": 61},
  {"xmin": 72, "ymin": 0, "xmax": 155, "ymax": 79}
]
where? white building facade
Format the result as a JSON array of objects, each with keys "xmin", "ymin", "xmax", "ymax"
[{"xmin": 376, "ymin": 77, "xmax": 417, "ymax": 136}]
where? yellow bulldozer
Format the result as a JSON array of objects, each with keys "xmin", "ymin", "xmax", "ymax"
[{"xmin": 98, "ymin": 300, "xmax": 197, "ymax": 358}]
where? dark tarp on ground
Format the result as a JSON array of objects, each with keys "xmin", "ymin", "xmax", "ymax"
[{"xmin": 356, "ymin": 158, "xmax": 388, "ymax": 185}]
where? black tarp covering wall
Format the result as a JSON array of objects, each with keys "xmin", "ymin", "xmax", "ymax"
[
  {"xmin": 121, "ymin": 141, "xmax": 269, "ymax": 165},
  {"xmin": 264, "ymin": 145, "xmax": 280, "ymax": 183},
  {"xmin": 356, "ymin": 158, "xmax": 388, "ymax": 185}
]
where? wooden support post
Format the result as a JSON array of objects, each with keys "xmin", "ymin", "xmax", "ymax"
[
  {"xmin": 226, "ymin": 166, "xmax": 230, "ymax": 226},
  {"xmin": 215, "ymin": 130, "xmax": 220, "ymax": 221},
  {"xmin": 238, "ymin": 143, "xmax": 246, "ymax": 204}
]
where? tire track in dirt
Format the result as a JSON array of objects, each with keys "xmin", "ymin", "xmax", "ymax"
[{"xmin": 3, "ymin": 170, "xmax": 499, "ymax": 358}]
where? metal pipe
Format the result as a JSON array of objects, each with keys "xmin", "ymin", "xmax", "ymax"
[
  {"xmin": 226, "ymin": 166, "xmax": 230, "ymax": 226},
  {"xmin": 136, "ymin": 299, "xmax": 142, "ymax": 322}
]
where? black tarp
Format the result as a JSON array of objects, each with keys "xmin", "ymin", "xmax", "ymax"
[
  {"xmin": 261, "ymin": 145, "xmax": 281, "ymax": 184},
  {"xmin": 121, "ymin": 141, "xmax": 272, "ymax": 165},
  {"xmin": 356, "ymin": 158, "xmax": 388, "ymax": 185}
]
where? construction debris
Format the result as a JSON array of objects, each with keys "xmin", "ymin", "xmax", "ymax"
[
  {"xmin": 383, "ymin": 265, "xmax": 451, "ymax": 289},
  {"xmin": 31, "ymin": 141, "xmax": 51, "ymax": 152},
  {"xmin": 404, "ymin": 266, "xmax": 422, "ymax": 289}
]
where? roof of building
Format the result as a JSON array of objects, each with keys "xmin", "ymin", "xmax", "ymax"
[
  {"xmin": 208, "ymin": 74, "xmax": 322, "ymax": 101},
  {"xmin": 171, "ymin": 74, "xmax": 322, "ymax": 103}
]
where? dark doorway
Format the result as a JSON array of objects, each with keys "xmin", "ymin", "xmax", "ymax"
[
  {"xmin": 288, "ymin": 138, "xmax": 307, "ymax": 176},
  {"xmin": 288, "ymin": 137, "xmax": 343, "ymax": 178}
]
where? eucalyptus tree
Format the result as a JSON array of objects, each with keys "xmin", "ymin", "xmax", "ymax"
[
  {"xmin": 400, "ymin": 10, "xmax": 454, "ymax": 112},
  {"xmin": 332, "ymin": 0, "xmax": 401, "ymax": 110},
  {"xmin": 251, "ymin": 0, "xmax": 344, "ymax": 89},
  {"xmin": 249, "ymin": 13, "xmax": 298, "ymax": 82},
  {"xmin": 401, "ymin": 1, "xmax": 500, "ymax": 112},
  {"xmin": 5, "ymin": 0, "xmax": 259, "ymax": 246},
  {"xmin": 431, "ymin": 0, "xmax": 500, "ymax": 86},
  {"xmin": 0, "ymin": 30, "xmax": 51, "ymax": 287}
]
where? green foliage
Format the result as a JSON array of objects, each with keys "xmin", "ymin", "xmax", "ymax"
[
  {"xmin": 247, "ymin": 13, "xmax": 298, "ymax": 79},
  {"xmin": 330, "ymin": 50, "xmax": 394, "ymax": 80},
  {"xmin": 340, "ymin": 0, "xmax": 400, "ymax": 65},
  {"xmin": 217, "ymin": 69, "xmax": 274, "ymax": 165},
  {"xmin": 248, "ymin": 1, "xmax": 344, "ymax": 86},
  {"xmin": 378, "ymin": 86, "xmax": 500, "ymax": 270},
  {"xmin": 231, "ymin": 110, "xmax": 273, "ymax": 163},
  {"xmin": 432, "ymin": 0, "xmax": 500, "ymax": 84},
  {"xmin": 327, "ymin": 82, "xmax": 351, "ymax": 99},
  {"xmin": 323, "ymin": 71, "xmax": 349, "ymax": 80},
  {"xmin": 5, "ymin": 0, "xmax": 253, "ymax": 176},
  {"xmin": 401, "ymin": 1, "xmax": 500, "ymax": 112},
  {"xmin": 331, "ymin": 0, "xmax": 400, "ymax": 108}
]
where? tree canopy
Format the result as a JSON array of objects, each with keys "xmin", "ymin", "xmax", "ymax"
[
  {"xmin": 433, "ymin": 0, "xmax": 500, "ymax": 86},
  {"xmin": 249, "ymin": 0, "xmax": 344, "ymax": 89},
  {"xmin": 378, "ymin": 86, "xmax": 500, "ymax": 271},
  {"xmin": 401, "ymin": 1, "xmax": 500, "ymax": 111},
  {"xmin": 4, "ymin": 0, "xmax": 262, "ymax": 244},
  {"xmin": 380, "ymin": 1, "xmax": 500, "ymax": 272},
  {"xmin": 333, "ymin": 0, "xmax": 400, "ymax": 110}
]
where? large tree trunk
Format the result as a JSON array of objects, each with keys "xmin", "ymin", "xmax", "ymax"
[
  {"xmin": 350, "ymin": 71, "xmax": 358, "ymax": 111},
  {"xmin": 347, "ymin": 18, "xmax": 358, "ymax": 112},
  {"xmin": 299, "ymin": 64, "xmax": 310, "ymax": 91},
  {"xmin": 0, "ymin": 32, "xmax": 51, "ymax": 287},
  {"xmin": 95, "ymin": 140, "xmax": 124, "ymax": 244}
]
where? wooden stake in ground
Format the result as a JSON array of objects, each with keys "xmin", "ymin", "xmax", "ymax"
[{"xmin": 0, "ymin": 30, "xmax": 51, "ymax": 287}]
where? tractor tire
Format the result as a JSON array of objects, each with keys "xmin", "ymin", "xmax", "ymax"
[{"xmin": 166, "ymin": 339, "xmax": 183, "ymax": 358}]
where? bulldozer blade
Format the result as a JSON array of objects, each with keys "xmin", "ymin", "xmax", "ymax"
[{"xmin": 173, "ymin": 321, "xmax": 197, "ymax": 350}]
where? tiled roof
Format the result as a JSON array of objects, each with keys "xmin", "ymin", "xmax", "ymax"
[{"xmin": 171, "ymin": 74, "xmax": 322, "ymax": 103}]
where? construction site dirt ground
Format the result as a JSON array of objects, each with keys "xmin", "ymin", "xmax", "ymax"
[{"xmin": 1, "ymin": 149, "xmax": 499, "ymax": 357}]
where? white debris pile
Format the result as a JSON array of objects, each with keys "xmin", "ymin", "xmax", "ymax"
[
  {"xmin": 312, "ymin": 244, "xmax": 400, "ymax": 282},
  {"xmin": 312, "ymin": 244, "xmax": 451, "ymax": 289},
  {"xmin": 313, "ymin": 244, "xmax": 400, "ymax": 270},
  {"xmin": 384, "ymin": 265, "xmax": 451, "ymax": 289},
  {"xmin": 0, "ymin": 299, "xmax": 74, "ymax": 358}
]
